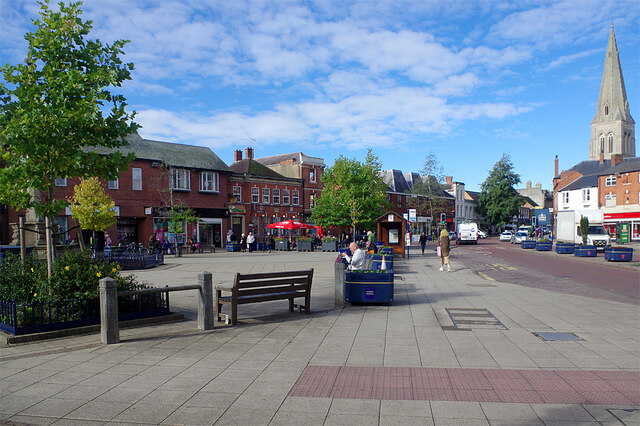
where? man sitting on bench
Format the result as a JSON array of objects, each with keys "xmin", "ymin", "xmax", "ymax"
[{"xmin": 341, "ymin": 242, "xmax": 365, "ymax": 270}]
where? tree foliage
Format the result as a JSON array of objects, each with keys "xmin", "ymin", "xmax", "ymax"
[
  {"xmin": 311, "ymin": 149, "xmax": 389, "ymax": 231},
  {"xmin": 476, "ymin": 154, "xmax": 523, "ymax": 227},
  {"xmin": 68, "ymin": 177, "xmax": 116, "ymax": 232},
  {"xmin": 580, "ymin": 215, "xmax": 589, "ymax": 245},
  {"xmin": 0, "ymin": 0, "xmax": 138, "ymax": 218}
]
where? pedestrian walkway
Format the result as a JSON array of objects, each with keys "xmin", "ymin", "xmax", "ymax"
[{"xmin": 0, "ymin": 250, "xmax": 638, "ymax": 425}]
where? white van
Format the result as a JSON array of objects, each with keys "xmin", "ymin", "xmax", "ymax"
[{"xmin": 458, "ymin": 222, "xmax": 479, "ymax": 244}]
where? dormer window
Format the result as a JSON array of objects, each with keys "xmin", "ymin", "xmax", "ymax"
[{"xmin": 604, "ymin": 103, "xmax": 609, "ymax": 115}]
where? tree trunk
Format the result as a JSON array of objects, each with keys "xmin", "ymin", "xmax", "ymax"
[
  {"xmin": 45, "ymin": 216, "xmax": 54, "ymax": 279},
  {"xmin": 76, "ymin": 218, "xmax": 86, "ymax": 251},
  {"xmin": 19, "ymin": 216, "xmax": 26, "ymax": 267}
]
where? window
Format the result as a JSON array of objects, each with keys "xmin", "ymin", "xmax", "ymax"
[
  {"xmin": 608, "ymin": 133, "xmax": 614, "ymax": 153},
  {"xmin": 599, "ymin": 134, "xmax": 605, "ymax": 153},
  {"xmin": 292, "ymin": 190, "xmax": 299, "ymax": 205},
  {"xmin": 132, "ymin": 168, "xmax": 142, "ymax": 191},
  {"xmin": 55, "ymin": 177, "xmax": 67, "ymax": 187},
  {"xmin": 233, "ymin": 185, "xmax": 241, "ymax": 202},
  {"xmin": 582, "ymin": 189, "xmax": 590, "ymax": 202},
  {"xmin": 604, "ymin": 103, "xmax": 609, "ymax": 116},
  {"xmin": 605, "ymin": 193, "xmax": 616, "ymax": 207},
  {"xmin": 310, "ymin": 193, "xmax": 316, "ymax": 207},
  {"xmin": 562, "ymin": 192, "xmax": 569, "ymax": 204},
  {"xmin": 108, "ymin": 178, "xmax": 119, "ymax": 190},
  {"xmin": 262, "ymin": 188, "xmax": 270, "ymax": 204},
  {"xmin": 310, "ymin": 168, "xmax": 316, "ymax": 183},
  {"xmin": 251, "ymin": 187, "xmax": 259, "ymax": 203},
  {"xmin": 605, "ymin": 176, "xmax": 616, "ymax": 186},
  {"xmin": 199, "ymin": 171, "xmax": 219, "ymax": 192},
  {"xmin": 282, "ymin": 189, "xmax": 290, "ymax": 205},
  {"xmin": 273, "ymin": 189, "xmax": 280, "ymax": 204}
]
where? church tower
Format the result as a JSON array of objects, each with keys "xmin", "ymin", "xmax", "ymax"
[{"xmin": 589, "ymin": 24, "xmax": 635, "ymax": 160}]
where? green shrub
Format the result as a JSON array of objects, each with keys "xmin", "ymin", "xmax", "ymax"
[
  {"xmin": 322, "ymin": 236, "xmax": 338, "ymax": 242},
  {"xmin": 0, "ymin": 253, "xmax": 45, "ymax": 302}
]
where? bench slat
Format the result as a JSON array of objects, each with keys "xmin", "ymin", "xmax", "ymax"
[
  {"xmin": 237, "ymin": 277, "xmax": 311, "ymax": 289},
  {"xmin": 236, "ymin": 291, "xmax": 306, "ymax": 305},
  {"xmin": 234, "ymin": 283, "xmax": 310, "ymax": 297},
  {"xmin": 237, "ymin": 270, "xmax": 312, "ymax": 280}
]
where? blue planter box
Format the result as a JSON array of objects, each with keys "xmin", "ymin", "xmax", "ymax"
[
  {"xmin": 535, "ymin": 242, "xmax": 553, "ymax": 251},
  {"xmin": 556, "ymin": 243, "xmax": 575, "ymax": 254},
  {"xmin": 344, "ymin": 271, "xmax": 394, "ymax": 304},
  {"xmin": 379, "ymin": 247, "xmax": 394, "ymax": 256},
  {"xmin": 368, "ymin": 254, "xmax": 394, "ymax": 271},
  {"xmin": 521, "ymin": 240, "xmax": 536, "ymax": 249},
  {"xmin": 604, "ymin": 247, "xmax": 633, "ymax": 262},
  {"xmin": 574, "ymin": 245, "xmax": 597, "ymax": 257},
  {"xmin": 297, "ymin": 240, "xmax": 314, "ymax": 252},
  {"xmin": 226, "ymin": 242, "xmax": 241, "ymax": 252},
  {"xmin": 275, "ymin": 240, "xmax": 290, "ymax": 251}
]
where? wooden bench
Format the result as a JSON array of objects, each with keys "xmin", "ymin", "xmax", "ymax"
[{"xmin": 215, "ymin": 269, "xmax": 314, "ymax": 325}]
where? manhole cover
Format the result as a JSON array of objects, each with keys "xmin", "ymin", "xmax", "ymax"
[
  {"xmin": 534, "ymin": 332, "xmax": 583, "ymax": 341},
  {"xmin": 445, "ymin": 308, "xmax": 507, "ymax": 330}
]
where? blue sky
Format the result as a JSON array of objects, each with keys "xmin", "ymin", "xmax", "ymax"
[{"xmin": 1, "ymin": 0, "xmax": 639, "ymax": 191}]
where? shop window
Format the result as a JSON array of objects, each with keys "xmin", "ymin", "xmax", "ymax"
[
  {"xmin": 251, "ymin": 187, "xmax": 259, "ymax": 203},
  {"xmin": 200, "ymin": 171, "xmax": 219, "ymax": 192},
  {"xmin": 273, "ymin": 189, "xmax": 280, "ymax": 204},
  {"xmin": 262, "ymin": 188, "xmax": 270, "ymax": 204},
  {"xmin": 132, "ymin": 168, "xmax": 142, "ymax": 191},
  {"xmin": 171, "ymin": 168, "xmax": 189, "ymax": 191},
  {"xmin": 292, "ymin": 190, "xmax": 299, "ymax": 205}
]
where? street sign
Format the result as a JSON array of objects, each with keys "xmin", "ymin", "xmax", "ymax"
[
  {"xmin": 408, "ymin": 209, "xmax": 416, "ymax": 222},
  {"xmin": 534, "ymin": 209, "xmax": 549, "ymax": 226},
  {"xmin": 403, "ymin": 213, "xmax": 409, "ymax": 221}
]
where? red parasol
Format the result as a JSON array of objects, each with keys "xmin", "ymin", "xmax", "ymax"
[{"xmin": 267, "ymin": 220, "xmax": 315, "ymax": 230}]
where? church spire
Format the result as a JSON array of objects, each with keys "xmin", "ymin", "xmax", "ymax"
[{"xmin": 589, "ymin": 25, "xmax": 635, "ymax": 160}]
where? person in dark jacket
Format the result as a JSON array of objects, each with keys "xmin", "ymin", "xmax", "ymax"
[
  {"xmin": 419, "ymin": 232, "xmax": 427, "ymax": 254},
  {"xmin": 438, "ymin": 229, "xmax": 451, "ymax": 272},
  {"xmin": 240, "ymin": 233, "xmax": 247, "ymax": 252},
  {"xmin": 266, "ymin": 233, "xmax": 274, "ymax": 252}
]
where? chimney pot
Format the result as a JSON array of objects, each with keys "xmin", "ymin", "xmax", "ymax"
[
  {"xmin": 599, "ymin": 152, "xmax": 604, "ymax": 164},
  {"xmin": 234, "ymin": 149, "xmax": 242, "ymax": 162},
  {"xmin": 245, "ymin": 147, "xmax": 254, "ymax": 160},
  {"xmin": 554, "ymin": 155, "xmax": 559, "ymax": 177},
  {"xmin": 611, "ymin": 154, "xmax": 623, "ymax": 166},
  {"xmin": 526, "ymin": 180, "xmax": 531, "ymax": 189},
  {"xmin": 446, "ymin": 176, "xmax": 453, "ymax": 185},
  {"xmin": 535, "ymin": 182, "xmax": 541, "ymax": 189}
]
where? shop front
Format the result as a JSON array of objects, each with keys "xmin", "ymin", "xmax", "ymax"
[{"xmin": 604, "ymin": 211, "xmax": 640, "ymax": 242}]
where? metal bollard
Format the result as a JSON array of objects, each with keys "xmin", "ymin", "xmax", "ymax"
[
  {"xmin": 198, "ymin": 271, "xmax": 214, "ymax": 330},
  {"xmin": 334, "ymin": 262, "xmax": 345, "ymax": 309},
  {"xmin": 100, "ymin": 277, "xmax": 120, "ymax": 344}
]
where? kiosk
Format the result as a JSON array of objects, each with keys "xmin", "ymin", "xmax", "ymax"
[{"xmin": 375, "ymin": 211, "xmax": 407, "ymax": 258}]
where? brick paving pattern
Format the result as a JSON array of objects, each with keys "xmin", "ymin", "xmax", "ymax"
[{"xmin": 291, "ymin": 365, "xmax": 640, "ymax": 405}]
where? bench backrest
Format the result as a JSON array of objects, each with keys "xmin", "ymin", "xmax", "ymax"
[{"xmin": 233, "ymin": 269, "xmax": 314, "ymax": 296}]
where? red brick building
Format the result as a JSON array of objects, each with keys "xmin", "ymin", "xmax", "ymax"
[
  {"xmin": 228, "ymin": 148, "xmax": 306, "ymax": 242},
  {"xmin": 4, "ymin": 133, "xmax": 232, "ymax": 248}
]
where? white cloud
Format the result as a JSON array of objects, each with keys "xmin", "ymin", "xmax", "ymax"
[{"xmin": 545, "ymin": 48, "xmax": 601, "ymax": 70}]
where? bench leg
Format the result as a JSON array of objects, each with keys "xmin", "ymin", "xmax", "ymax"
[
  {"xmin": 289, "ymin": 298, "xmax": 295, "ymax": 312},
  {"xmin": 231, "ymin": 300, "xmax": 237, "ymax": 326},
  {"xmin": 216, "ymin": 290, "xmax": 223, "ymax": 322},
  {"xmin": 304, "ymin": 292, "xmax": 311, "ymax": 314}
]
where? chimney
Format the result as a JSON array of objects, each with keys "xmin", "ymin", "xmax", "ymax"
[
  {"xmin": 446, "ymin": 176, "xmax": 453, "ymax": 185},
  {"xmin": 245, "ymin": 147, "xmax": 254, "ymax": 160},
  {"xmin": 535, "ymin": 182, "xmax": 541, "ymax": 189},
  {"xmin": 599, "ymin": 152, "xmax": 604, "ymax": 164},
  {"xmin": 526, "ymin": 180, "xmax": 531, "ymax": 190},
  {"xmin": 234, "ymin": 149, "xmax": 242, "ymax": 162},
  {"xmin": 611, "ymin": 154, "xmax": 623, "ymax": 166},
  {"xmin": 554, "ymin": 155, "xmax": 558, "ymax": 177}
]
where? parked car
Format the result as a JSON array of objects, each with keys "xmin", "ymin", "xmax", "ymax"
[
  {"xmin": 477, "ymin": 230, "xmax": 487, "ymax": 239},
  {"xmin": 510, "ymin": 231, "xmax": 529, "ymax": 244},
  {"xmin": 448, "ymin": 230, "xmax": 457, "ymax": 240},
  {"xmin": 499, "ymin": 231, "xmax": 513, "ymax": 242}
]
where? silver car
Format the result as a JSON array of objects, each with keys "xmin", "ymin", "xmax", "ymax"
[
  {"xmin": 499, "ymin": 231, "xmax": 512, "ymax": 241},
  {"xmin": 510, "ymin": 231, "xmax": 529, "ymax": 244}
]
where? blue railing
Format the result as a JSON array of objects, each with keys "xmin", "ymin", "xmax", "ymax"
[{"xmin": 0, "ymin": 284, "xmax": 170, "ymax": 335}]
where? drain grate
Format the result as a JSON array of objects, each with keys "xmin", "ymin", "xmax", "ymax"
[
  {"xmin": 534, "ymin": 332, "xmax": 583, "ymax": 341},
  {"xmin": 445, "ymin": 308, "xmax": 507, "ymax": 330}
]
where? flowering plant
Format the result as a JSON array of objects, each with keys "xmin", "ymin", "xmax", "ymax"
[
  {"xmin": 321, "ymin": 236, "xmax": 338, "ymax": 242},
  {"xmin": 297, "ymin": 236, "xmax": 313, "ymax": 242},
  {"xmin": 274, "ymin": 236, "xmax": 287, "ymax": 241}
]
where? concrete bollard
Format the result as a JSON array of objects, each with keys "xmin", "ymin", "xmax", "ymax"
[
  {"xmin": 100, "ymin": 277, "xmax": 120, "ymax": 344},
  {"xmin": 198, "ymin": 271, "xmax": 214, "ymax": 330},
  {"xmin": 334, "ymin": 262, "xmax": 345, "ymax": 309}
]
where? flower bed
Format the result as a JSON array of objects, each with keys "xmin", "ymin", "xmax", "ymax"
[
  {"xmin": 604, "ymin": 246, "xmax": 633, "ymax": 262},
  {"xmin": 344, "ymin": 270, "xmax": 394, "ymax": 304},
  {"xmin": 555, "ymin": 242, "xmax": 575, "ymax": 254}
]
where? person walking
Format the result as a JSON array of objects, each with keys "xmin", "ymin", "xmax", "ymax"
[
  {"xmin": 438, "ymin": 229, "xmax": 451, "ymax": 272},
  {"xmin": 419, "ymin": 232, "xmax": 427, "ymax": 254},
  {"xmin": 240, "ymin": 233, "xmax": 247, "ymax": 253},
  {"xmin": 266, "ymin": 233, "xmax": 274, "ymax": 253},
  {"xmin": 247, "ymin": 232, "xmax": 255, "ymax": 253}
]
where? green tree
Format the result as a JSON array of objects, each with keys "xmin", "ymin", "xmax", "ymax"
[
  {"xmin": 311, "ymin": 149, "xmax": 389, "ymax": 233},
  {"xmin": 476, "ymin": 154, "xmax": 523, "ymax": 227},
  {"xmin": 579, "ymin": 215, "xmax": 589, "ymax": 245},
  {"xmin": 0, "ymin": 1, "xmax": 138, "ymax": 276},
  {"xmin": 68, "ymin": 177, "xmax": 116, "ymax": 251}
]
